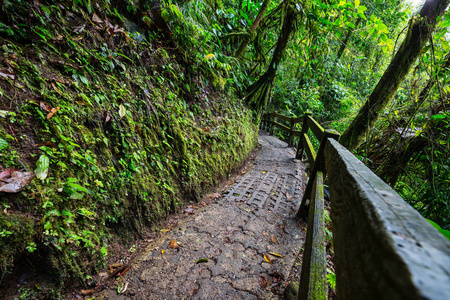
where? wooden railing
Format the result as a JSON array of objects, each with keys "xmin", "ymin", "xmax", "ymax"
[{"xmin": 261, "ymin": 112, "xmax": 450, "ymax": 300}]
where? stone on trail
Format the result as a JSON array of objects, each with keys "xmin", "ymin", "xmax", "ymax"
[{"xmin": 99, "ymin": 131, "xmax": 307, "ymax": 299}]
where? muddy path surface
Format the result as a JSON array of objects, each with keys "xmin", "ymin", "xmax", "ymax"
[{"xmin": 98, "ymin": 132, "xmax": 307, "ymax": 299}]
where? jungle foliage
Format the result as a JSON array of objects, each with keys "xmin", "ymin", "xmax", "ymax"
[
  {"xmin": 0, "ymin": 0, "xmax": 260, "ymax": 295},
  {"xmin": 234, "ymin": 0, "xmax": 450, "ymax": 232},
  {"xmin": 0, "ymin": 0, "xmax": 449, "ymax": 296}
]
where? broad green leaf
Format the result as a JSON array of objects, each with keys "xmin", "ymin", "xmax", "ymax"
[
  {"xmin": 0, "ymin": 138, "xmax": 8, "ymax": 151},
  {"xmin": 427, "ymin": 219, "xmax": 450, "ymax": 241},
  {"xmin": 119, "ymin": 104, "xmax": 126, "ymax": 118},
  {"xmin": 355, "ymin": 0, "xmax": 360, "ymax": 8},
  {"xmin": 431, "ymin": 114, "xmax": 446, "ymax": 120},
  {"xmin": 35, "ymin": 154, "xmax": 50, "ymax": 180},
  {"xmin": 357, "ymin": 5, "xmax": 367, "ymax": 13},
  {"xmin": 79, "ymin": 75, "xmax": 89, "ymax": 85}
]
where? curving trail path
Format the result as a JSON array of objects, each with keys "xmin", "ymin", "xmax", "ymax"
[{"xmin": 99, "ymin": 131, "xmax": 307, "ymax": 299}]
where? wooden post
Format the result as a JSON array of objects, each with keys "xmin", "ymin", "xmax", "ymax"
[
  {"xmin": 296, "ymin": 112, "xmax": 312, "ymax": 159},
  {"xmin": 298, "ymin": 171, "xmax": 327, "ymax": 300},
  {"xmin": 297, "ymin": 129, "xmax": 340, "ymax": 218},
  {"xmin": 288, "ymin": 118, "xmax": 295, "ymax": 147}
]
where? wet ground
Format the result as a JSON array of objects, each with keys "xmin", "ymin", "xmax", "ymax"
[{"xmin": 98, "ymin": 131, "xmax": 307, "ymax": 299}]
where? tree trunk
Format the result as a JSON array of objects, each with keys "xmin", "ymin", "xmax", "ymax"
[
  {"xmin": 246, "ymin": 0, "xmax": 297, "ymax": 115},
  {"xmin": 235, "ymin": 0, "xmax": 272, "ymax": 59},
  {"xmin": 334, "ymin": 18, "xmax": 361, "ymax": 64},
  {"xmin": 340, "ymin": 0, "xmax": 450, "ymax": 150}
]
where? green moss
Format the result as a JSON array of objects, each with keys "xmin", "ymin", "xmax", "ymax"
[
  {"xmin": 0, "ymin": 0, "xmax": 258, "ymax": 292},
  {"xmin": 0, "ymin": 213, "xmax": 35, "ymax": 276}
]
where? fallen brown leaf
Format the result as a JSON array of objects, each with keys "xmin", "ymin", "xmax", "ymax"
[
  {"xmin": 211, "ymin": 192, "xmax": 221, "ymax": 199},
  {"xmin": 270, "ymin": 236, "xmax": 278, "ymax": 244},
  {"xmin": 169, "ymin": 239, "xmax": 179, "ymax": 249},
  {"xmin": 0, "ymin": 169, "xmax": 16, "ymax": 181},
  {"xmin": 0, "ymin": 170, "xmax": 35, "ymax": 193},
  {"xmin": 270, "ymin": 271, "xmax": 285, "ymax": 281},
  {"xmin": 92, "ymin": 13, "xmax": 103, "ymax": 23},
  {"xmin": 109, "ymin": 263, "xmax": 123, "ymax": 271},
  {"xmin": 0, "ymin": 68, "xmax": 15, "ymax": 80},
  {"xmin": 105, "ymin": 111, "xmax": 111, "ymax": 122},
  {"xmin": 47, "ymin": 106, "xmax": 60, "ymax": 119},
  {"xmin": 261, "ymin": 231, "xmax": 267, "ymax": 236},
  {"xmin": 286, "ymin": 192, "xmax": 294, "ymax": 202},
  {"xmin": 39, "ymin": 101, "xmax": 53, "ymax": 112},
  {"xmin": 258, "ymin": 275, "xmax": 267, "ymax": 288},
  {"xmin": 81, "ymin": 289, "xmax": 95, "ymax": 296},
  {"xmin": 51, "ymin": 82, "xmax": 61, "ymax": 95}
]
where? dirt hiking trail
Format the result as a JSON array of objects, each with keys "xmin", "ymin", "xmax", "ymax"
[{"xmin": 99, "ymin": 132, "xmax": 307, "ymax": 299}]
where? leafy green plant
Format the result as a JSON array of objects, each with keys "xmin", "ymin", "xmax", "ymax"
[
  {"xmin": 35, "ymin": 154, "xmax": 50, "ymax": 181},
  {"xmin": 427, "ymin": 219, "xmax": 450, "ymax": 241}
]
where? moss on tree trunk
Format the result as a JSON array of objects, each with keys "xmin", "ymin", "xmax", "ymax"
[{"xmin": 340, "ymin": 0, "xmax": 450, "ymax": 150}]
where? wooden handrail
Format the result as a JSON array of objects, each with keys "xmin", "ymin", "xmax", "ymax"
[{"xmin": 260, "ymin": 112, "xmax": 450, "ymax": 300}]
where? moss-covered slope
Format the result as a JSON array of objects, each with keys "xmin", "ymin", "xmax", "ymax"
[{"xmin": 0, "ymin": 0, "xmax": 257, "ymax": 292}]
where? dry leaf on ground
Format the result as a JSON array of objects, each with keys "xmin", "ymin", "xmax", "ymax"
[
  {"xmin": 270, "ymin": 235, "xmax": 278, "ymax": 244},
  {"xmin": 51, "ymin": 82, "xmax": 62, "ymax": 95},
  {"xmin": 268, "ymin": 252, "xmax": 283, "ymax": 258},
  {"xmin": 81, "ymin": 289, "xmax": 95, "ymax": 296},
  {"xmin": 0, "ymin": 68, "xmax": 15, "ymax": 80},
  {"xmin": 0, "ymin": 170, "xmax": 35, "ymax": 193},
  {"xmin": 47, "ymin": 106, "xmax": 60, "ymax": 119},
  {"xmin": 39, "ymin": 101, "xmax": 53, "ymax": 112},
  {"xmin": 258, "ymin": 275, "xmax": 267, "ymax": 288},
  {"xmin": 92, "ymin": 13, "xmax": 103, "ymax": 23},
  {"xmin": 169, "ymin": 239, "xmax": 179, "ymax": 249},
  {"xmin": 264, "ymin": 254, "xmax": 272, "ymax": 264}
]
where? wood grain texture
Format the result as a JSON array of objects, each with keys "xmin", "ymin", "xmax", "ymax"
[
  {"xmin": 325, "ymin": 138, "xmax": 450, "ymax": 300},
  {"xmin": 298, "ymin": 171, "xmax": 327, "ymax": 300}
]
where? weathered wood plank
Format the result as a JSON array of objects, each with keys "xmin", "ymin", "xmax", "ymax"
[
  {"xmin": 302, "ymin": 134, "xmax": 316, "ymax": 168},
  {"xmin": 293, "ymin": 116, "xmax": 304, "ymax": 124},
  {"xmin": 325, "ymin": 138, "xmax": 450, "ymax": 300},
  {"xmin": 298, "ymin": 171, "xmax": 327, "ymax": 300},
  {"xmin": 296, "ymin": 112, "xmax": 312, "ymax": 160},
  {"xmin": 273, "ymin": 122, "xmax": 291, "ymax": 133},
  {"xmin": 273, "ymin": 113, "xmax": 292, "ymax": 122},
  {"xmin": 292, "ymin": 130, "xmax": 302, "ymax": 137},
  {"xmin": 306, "ymin": 116, "xmax": 324, "ymax": 141}
]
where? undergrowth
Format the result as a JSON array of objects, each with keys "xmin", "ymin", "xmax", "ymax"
[{"xmin": 0, "ymin": 0, "xmax": 257, "ymax": 294}]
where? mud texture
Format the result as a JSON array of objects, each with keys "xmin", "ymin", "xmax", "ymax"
[{"xmin": 99, "ymin": 132, "xmax": 306, "ymax": 299}]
